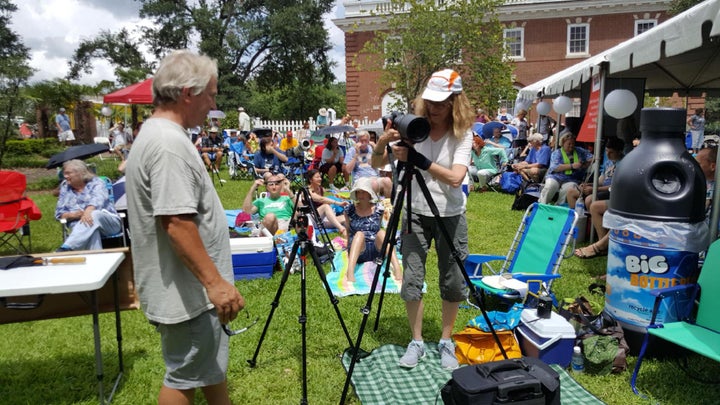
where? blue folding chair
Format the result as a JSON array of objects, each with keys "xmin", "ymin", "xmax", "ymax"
[{"xmin": 464, "ymin": 203, "xmax": 578, "ymax": 306}]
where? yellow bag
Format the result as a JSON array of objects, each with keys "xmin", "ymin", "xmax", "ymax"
[{"xmin": 453, "ymin": 327, "xmax": 523, "ymax": 365}]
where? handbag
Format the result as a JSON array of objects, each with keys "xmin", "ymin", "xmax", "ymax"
[{"xmin": 452, "ymin": 327, "xmax": 522, "ymax": 365}]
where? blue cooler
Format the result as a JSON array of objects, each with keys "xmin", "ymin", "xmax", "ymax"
[
  {"xmin": 515, "ymin": 309, "xmax": 575, "ymax": 367},
  {"xmin": 229, "ymin": 237, "xmax": 276, "ymax": 280}
]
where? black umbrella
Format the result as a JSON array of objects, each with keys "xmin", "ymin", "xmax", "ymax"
[
  {"xmin": 314, "ymin": 125, "xmax": 356, "ymax": 138},
  {"xmin": 46, "ymin": 143, "xmax": 110, "ymax": 169},
  {"xmin": 252, "ymin": 128, "xmax": 273, "ymax": 138}
]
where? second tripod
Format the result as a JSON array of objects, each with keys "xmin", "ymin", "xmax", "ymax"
[{"xmin": 247, "ymin": 186, "xmax": 353, "ymax": 405}]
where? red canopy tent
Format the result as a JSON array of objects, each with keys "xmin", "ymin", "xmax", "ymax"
[{"xmin": 103, "ymin": 78, "xmax": 153, "ymax": 104}]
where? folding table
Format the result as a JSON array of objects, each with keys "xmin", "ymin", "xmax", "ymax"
[{"xmin": 0, "ymin": 252, "xmax": 126, "ymax": 404}]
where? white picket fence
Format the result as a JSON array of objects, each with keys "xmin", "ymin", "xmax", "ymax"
[{"xmin": 251, "ymin": 117, "xmax": 379, "ymax": 133}]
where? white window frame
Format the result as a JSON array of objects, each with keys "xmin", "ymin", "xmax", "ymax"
[
  {"xmin": 567, "ymin": 23, "xmax": 589, "ymax": 56},
  {"xmin": 635, "ymin": 19, "xmax": 657, "ymax": 36},
  {"xmin": 504, "ymin": 27, "xmax": 524, "ymax": 60}
]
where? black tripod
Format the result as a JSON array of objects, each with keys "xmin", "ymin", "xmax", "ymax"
[
  {"xmin": 247, "ymin": 186, "xmax": 353, "ymax": 405},
  {"xmin": 339, "ymin": 158, "xmax": 509, "ymax": 404}
]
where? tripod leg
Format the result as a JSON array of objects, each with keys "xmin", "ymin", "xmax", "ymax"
[
  {"xmin": 247, "ymin": 240, "xmax": 300, "ymax": 368},
  {"xmin": 372, "ymin": 194, "xmax": 405, "ymax": 332},
  {"xmin": 412, "ymin": 170, "xmax": 508, "ymax": 360},
  {"xmin": 305, "ymin": 239, "xmax": 354, "ymax": 348}
]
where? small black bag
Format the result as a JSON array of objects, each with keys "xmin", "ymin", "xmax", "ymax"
[
  {"xmin": 441, "ymin": 357, "xmax": 560, "ymax": 405},
  {"xmin": 512, "ymin": 182, "xmax": 541, "ymax": 211}
]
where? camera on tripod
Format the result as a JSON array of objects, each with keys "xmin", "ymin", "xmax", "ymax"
[
  {"xmin": 381, "ymin": 111, "xmax": 431, "ymax": 143},
  {"xmin": 291, "ymin": 206, "xmax": 312, "ymax": 231}
]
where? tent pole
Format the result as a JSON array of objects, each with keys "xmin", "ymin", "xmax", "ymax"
[{"xmin": 589, "ymin": 66, "xmax": 607, "ymax": 244}]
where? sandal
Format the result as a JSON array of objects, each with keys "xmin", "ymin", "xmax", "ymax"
[{"xmin": 574, "ymin": 244, "xmax": 607, "ymax": 259}]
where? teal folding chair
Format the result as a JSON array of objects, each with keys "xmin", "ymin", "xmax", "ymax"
[
  {"xmin": 631, "ymin": 238, "xmax": 720, "ymax": 396},
  {"xmin": 464, "ymin": 203, "xmax": 578, "ymax": 306}
]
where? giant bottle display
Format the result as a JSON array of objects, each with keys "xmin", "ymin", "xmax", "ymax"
[{"xmin": 604, "ymin": 108, "xmax": 709, "ymax": 347}]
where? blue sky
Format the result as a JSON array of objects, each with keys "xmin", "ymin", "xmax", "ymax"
[{"xmin": 11, "ymin": 0, "xmax": 346, "ymax": 84}]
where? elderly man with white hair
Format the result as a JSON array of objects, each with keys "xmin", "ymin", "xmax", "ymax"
[{"xmin": 125, "ymin": 50, "xmax": 244, "ymax": 405}]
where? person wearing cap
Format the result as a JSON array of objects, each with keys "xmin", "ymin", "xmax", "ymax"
[
  {"xmin": 55, "ymin": 107, "xmax": 76, "ymax": 145},
  {"xmin": 317, "ymin": 108, "xmax": 328, "ymax": 128},
  {"xmin": 200, "ymin": 126, "xmax": 225, "ymax": 173},
  {"xmin": 343, "ymin": 177, "xmax": 402, "ymax": 283},
  {"xmin": 279, "ymin": 130, "xmax": 298, "ymax": 153},
  {"xmin": 539, "ymin": 130, "xmax": 593, "ymax": 205},
  {"xmin": 469, "ymin": 136, "xmax": 507, "ymax": 192},
  {"xmin": 372, "ymin": 68, "xmax": 474, "ymax": 371},
  {"xmin": 238, "ymin": 107, "xmax": 251, "ymax": 136}
]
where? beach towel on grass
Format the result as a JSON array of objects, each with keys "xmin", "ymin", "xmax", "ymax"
[
  {"xmin": 341, "ymin": 344, "xmax": 605, "ymax": 405},
  {"xmin": 325, "ymin": 250, "xmax": 426, "ymax": 297}
]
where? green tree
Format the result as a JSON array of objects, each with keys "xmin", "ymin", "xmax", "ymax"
[
  {"xmin": 0, "ymin": 0, "xmax": 33, "ymax": 166},
  {"xmin": 23, "ymin": 79, "xmax": 96, "ymax": 140},
  {"xmin": 356, "ymin": 0, "xmax": 514, "ymax": 113},
  {"xmin": 669, "ymin": 0, "xmax": 703, "ymax": 15},
  {"xmin": 137, "ymin": 0, "xmax": 336, "ymax": 110},
  {"xmin": 67, "ymin": 28, "xmax": 155, "ymax": 86}
]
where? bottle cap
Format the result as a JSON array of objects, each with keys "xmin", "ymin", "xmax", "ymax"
[{"xmin": 573, "ymin": 346, "xmax": 582, "ymax": 354}]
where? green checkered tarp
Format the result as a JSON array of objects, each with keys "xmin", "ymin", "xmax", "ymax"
[{"xmin": 341, "ymin": 344, "xmax": 604, "ymax": 404}]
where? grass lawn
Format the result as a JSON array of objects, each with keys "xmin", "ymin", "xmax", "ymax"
[{"xmin": 1, "ymin": 159, "xmax": 719, "ymax": 404}]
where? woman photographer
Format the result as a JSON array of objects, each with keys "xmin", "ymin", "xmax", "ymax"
[{"xmin": 372, "ymin": 69, "xmax": 474, "ymax": 371}]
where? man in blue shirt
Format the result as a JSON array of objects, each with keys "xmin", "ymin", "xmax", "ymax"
[
  {"xmin": 55, "ymin": 107, "xmax": 75, "ymax": 145},
  {"xmin": 512, "ymin": 133, "xmax": 551, "ymax": 182}
]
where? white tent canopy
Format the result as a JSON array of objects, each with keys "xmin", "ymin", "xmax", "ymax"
[
  {"xmin": 518, "ymin": 0, "xmax": 720, "ymax": 100},
  {"xmin": 517, "ymin": 0, "xmax": 720, "ymax": 241}
]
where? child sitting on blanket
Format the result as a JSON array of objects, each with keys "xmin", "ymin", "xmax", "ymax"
[{"xmin": 343, "ymin": 177, "xmax": 402, "ymax": 283}]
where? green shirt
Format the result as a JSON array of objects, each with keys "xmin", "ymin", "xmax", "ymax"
[{"xmin": 253, "ymin": 195, "xmax": 294, "ymax": 220}]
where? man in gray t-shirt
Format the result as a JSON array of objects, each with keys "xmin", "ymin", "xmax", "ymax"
[{"xmin": 125, "ymin": 50, "xmax": 244, "ymax": 403}]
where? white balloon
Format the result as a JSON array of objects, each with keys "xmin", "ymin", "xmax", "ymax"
[
  {"xmin": 101, "ymin": 106, "xmax": 112, "ymax": 117},
  {"xmin": 604, "ymin": 89, "xmax": 637, "ymax": 119},
  {"xmin": 536, "ymin": 101, "xmax": 551, "ymax": 116},
  {"xmin": 553, "ymin": 96, "xmax": 573, "ymax": 115}
]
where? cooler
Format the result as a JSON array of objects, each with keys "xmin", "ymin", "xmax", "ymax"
[
  {"xmin": 515, "ymin": 309, "xmax": 575, "ymax": 367},
  {"xmin": 229, "ymin": 237, "xmax": 276, "ymax": 280}
]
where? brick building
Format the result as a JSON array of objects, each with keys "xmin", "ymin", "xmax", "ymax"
[{"xmin": 333, "ymin": 0, "xmax": 673, "ymax": 120}]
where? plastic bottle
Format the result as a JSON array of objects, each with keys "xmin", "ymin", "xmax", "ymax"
[
  {"xmin": 575, "ymin": 198, "xmax": 585, "ymax": 216},
  {"xmin": 571, "ymin": 346, "xmax": 584, "ymax": 373}
]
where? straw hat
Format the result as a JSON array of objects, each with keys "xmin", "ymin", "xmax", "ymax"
[{"xmin": 318, "ymin": 108, "xmax": 328, "ymax": 117}]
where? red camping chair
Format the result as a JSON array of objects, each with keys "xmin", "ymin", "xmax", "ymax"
[{"xmin": 0, "ymin": 171, "xmax": 42, "ymax": 254}]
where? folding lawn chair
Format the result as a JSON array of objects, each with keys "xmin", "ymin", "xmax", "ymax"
[
  {"xmin": 0, "ymin": 171, "xmax": 42, "ymax": 254},
  {"xmin": 631, "ymin": 238, "xmax": 720, "ymax": 396},
  {"xmin": 464, "ymin": 203, "xmax": 578, "ymax": 306}
]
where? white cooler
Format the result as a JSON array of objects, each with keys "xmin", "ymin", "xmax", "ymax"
[
  {"xmin": 229, "ymin": 237, "xmax": 276, "ymax": 280},
  {"xmin": 515, "ymin": 308, "xmax": 576, "ymax": 367}
]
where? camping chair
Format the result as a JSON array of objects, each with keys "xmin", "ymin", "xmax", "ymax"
[
  {"xmin": 0, "ymin": 171, "xmax": 42, "ymax": 254},
  {"xmin": 227, "ymin": 142, "xmax": 256, "ymax": 180},
  {"xmin": 630, "ymin": 238, "xmax": 720, "ymax": 396},
  {"xmin": 464, "ymin": 203, "xmax": 578, "ymax": 306},
  {"xmin": 60, "ymin": 176, "xmax": 128, "ymax": 248}
]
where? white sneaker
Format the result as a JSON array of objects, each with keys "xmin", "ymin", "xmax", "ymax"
[
  {"xmin": 399, "ymin": 341, "xmax": 426, "ymax": 369},
  {"xmin": 438, "ymin": 341, "xmax": 459, "ymax": 370}
]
